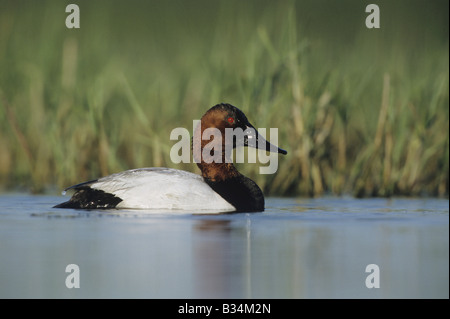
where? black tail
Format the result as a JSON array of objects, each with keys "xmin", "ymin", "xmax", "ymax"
[{"xmin": 53, "ymin": 187, "xmax": 123, "ymax": 209}]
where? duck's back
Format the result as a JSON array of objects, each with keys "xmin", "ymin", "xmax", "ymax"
[{"xmin": 54, "ymin": 168, "xmax": 236, "ymax": 212}]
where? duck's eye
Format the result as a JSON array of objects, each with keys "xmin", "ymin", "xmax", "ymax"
[{"xmin": 227, "ymin": 117, "xmax": 235, "ymax": 124}]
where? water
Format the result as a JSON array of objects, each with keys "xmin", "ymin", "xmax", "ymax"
[{"xmin": 0, "ymin": 194, "xmax": 448, "ymax": 298}]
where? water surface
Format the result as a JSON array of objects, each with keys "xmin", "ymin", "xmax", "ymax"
[{"xmin": 0, "ymin": 194, "xmax": 448, "ymax": 298}]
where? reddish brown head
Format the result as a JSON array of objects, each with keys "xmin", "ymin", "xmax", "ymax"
[{"xmin": 193, "ymin": 103, "xmax": 287, "ymax": 181}]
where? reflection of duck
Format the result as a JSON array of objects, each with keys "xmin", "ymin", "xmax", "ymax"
[
  {"xmin": 194, "ymin": 219, "xmax": 232, "ymax": 232},
  {"xmin": 54, "ymin": 103, "xmax": 287, "ymax": 212}
]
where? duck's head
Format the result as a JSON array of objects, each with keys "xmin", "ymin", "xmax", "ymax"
[{"xmin": 193, "ymin": 103, "xmax": 287, "ymax": 178}]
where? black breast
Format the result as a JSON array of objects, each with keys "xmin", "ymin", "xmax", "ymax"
[{"xmin": 204, "ymin": 175, "xmax": 264, "ymax": 212}]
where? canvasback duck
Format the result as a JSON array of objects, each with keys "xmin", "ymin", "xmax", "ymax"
[{"xmin": 54, "ymin": 103, "xmax": 287, "ymax": 212}]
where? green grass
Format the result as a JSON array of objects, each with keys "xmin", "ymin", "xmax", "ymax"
[{"xmin": 0, "ymin": 0, "xmax": 448, "ymax": 197}]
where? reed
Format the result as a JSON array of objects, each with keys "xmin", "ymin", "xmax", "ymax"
[{"xmin": 0, "ymin": 0, "xmax": 448, "ymax": 197}]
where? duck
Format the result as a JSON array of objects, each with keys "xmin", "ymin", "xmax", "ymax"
[{"xmin": 54, "ymin": 103, "xmax": 287, "ymax": 212}]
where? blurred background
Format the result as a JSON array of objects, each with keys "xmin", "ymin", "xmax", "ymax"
[{"xmin": 0, "ymin": 0, "xmax": 448, "ymax": 197}]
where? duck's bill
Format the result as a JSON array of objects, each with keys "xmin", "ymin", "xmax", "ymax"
[{"xmin": 243, "ymin": 125, "xmax": 287, "ymax": 155}]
